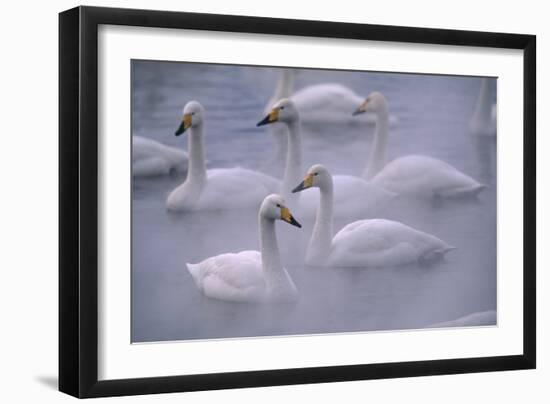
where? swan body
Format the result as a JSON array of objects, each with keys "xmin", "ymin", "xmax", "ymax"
[
  {"xmin": 299, "ymin": 174, "xmax": 397, "ymax": 219},
  {"xmin": 292, "ymin": 83, "xmax": 376, "ymax": 124},
  {"xmin": 354, "ymin": 91, "xmax": 485, "ymax": 199},
  {"xmin": 371, "ymin": 155, "xmax": 486, "ymax": 198},
  {"xmin": 293, "ymin": 164, "xmax": 454, "ymax": 267},
  {"xmin": 167, "ymin": 101, "xmax": 280, "ymax": 212},
  {"xmin": 258, "ymin": 98, "xmax": 396, "ymax": 216},
  {"xmin": 469, "ymin": 78, "xmax": 496, "ymax": 136},
  {"xmin": 429, "ymin": 310, "xmax": 496, "ymax": 328},
  {"xmin": 186, "ymin": 194, "xmax": 300, "ymax": 303},
  {"xmin": 132, "ymin": 136, "xmax": 188, "ymax": 177}
]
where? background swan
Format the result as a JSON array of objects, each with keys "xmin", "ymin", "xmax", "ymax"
[
  {"xmin": 262, "ymin": 70, "xmax": 397, "ymax": 175},
  {"xmin": 186, "ymin": 194, "xmax": 301, "ymax": 303},
  {"xmin": 469, "ymin": 78, "xmax": 496, "ymax": 136},
  {"xmin": 132, "ymin": 135, "xmax": 188, "ymax": 177},
  {"xmin": 293, "ymin": 164, "xmax": 455, "ymax": 267},
  {"xmin": 257, "ymin": 98, "xmax": 395, "ymax": 217},
  {"xmin": 166, "ymin": 101, "xmax": 280, "ymax": 212},
  {"xmin": 428, "ymin": 310, "xmax": 496, "ymax": 328},
  {"xmin": 354, "ymin": 91, "xmax": 485, "ymax": 199}
]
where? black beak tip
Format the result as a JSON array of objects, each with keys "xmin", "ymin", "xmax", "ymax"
[
  {"xmin": 175, "ymin": 124, "xmax": 186, "ymax": 136},
  {"xmin": 291, "ymin": 217, "xmax": 302, "ymax": 228},
  {"xmin": 257, "ymin": 116, "xmax": 271, "ymax": 127},
  {"xmin": 352, "ymin": 110, "xmax": 361, "ymax": 116}
]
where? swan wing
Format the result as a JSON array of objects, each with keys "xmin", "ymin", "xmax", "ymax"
[
  {"xmin": 330, "ymin": 219, "xmax": 451, "ymax": 267},
  {"xmin": 132, "ymin": 136, "xmax": 188, "ymax": 176},
  {"xmin": 299, "ymin": 175, "xmax": 396, "ymax": 218},
  {"xmin": 372, "ymin": 155, "xmax": 484, "ymax": 198},
  {"xmin": 292, "ymin": 83, "xmax": 363, "ymax": 112},
  {"xmin": 187, "ymin": 250, "xmax": 266, "ymax": 302},
  {"xmin": 198, "ymin": 168, "xmax": 281, "ymax": 210}
]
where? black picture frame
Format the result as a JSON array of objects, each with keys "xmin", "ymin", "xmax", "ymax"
[{"xmin": 59, "ymin": 5, "xmax": 536, "ymax": 398}]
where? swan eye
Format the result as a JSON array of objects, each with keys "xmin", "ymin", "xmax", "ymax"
[
  {"xmin": 279, "ymin": 106, "xmax": 285, "ymax": 110},
  {"xmin": 276, "ymin": 203, "xmax": 281, "ymax": 207},
  {"xmin": 314, "ymin": 173, "xmax": 318, "ymax": 176}
]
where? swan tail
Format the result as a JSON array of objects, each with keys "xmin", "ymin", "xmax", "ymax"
[
  {"xmin": 186, "ymin": 263, "xmax": 203, "ymax": 291},
  {"xmin": 435, "ymin": 184, "xmax": 486, "ymax": 199},
  {"xmin": 419, "ymin": 246, "xmax": 456, "ymax": 265}
]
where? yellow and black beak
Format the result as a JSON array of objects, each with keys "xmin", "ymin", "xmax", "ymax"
[
  {"xmin": 257, "ymin": 108, "xmax": 279, "ymax": 126},
  {"xmin": 280, "ymin": 206, "xmax": 301, "ymax": 228},
  {"xmin": 175, "ymin": 113, "xmax": 192, "ymax": 136},
  {"xmin": 292, "ymin": 174, "xmax": 314, "ymax": 193},
  {"xmin": 352, "ymin": 100, "xmax": 369, "ymax": 116}
]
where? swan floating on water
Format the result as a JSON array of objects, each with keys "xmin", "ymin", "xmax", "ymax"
[
  {"xmin": 257, "ymin": 98, "xmax": 395, "ymax": 217},
  {"xmin": 263, "ymin": 70, "xmax": 397, "ymax": 175},
  {"xmin": 353, "ymin": 91, "xmax": 486, "ymax": 199},
  {"xmin": 186, "ymin": 194, "xmax": 301, "ymax": 303},
  {"xmin": 429, "ymin": 310, "xmax": 496, "ymax": 328},
  {"xmin": 166, "ymin": 101, "xmax": 280, "ymax": 212},
  {"xmin": 469, "ymin": 78, "xmax": 496, "ymax": 136},
  {"xmin": 132, "ymin": 135, "xmax": 188, "ymax": 177},
  {"xmin": 292, "ymin": 164, "xmax": 455, "ymax": 267}
]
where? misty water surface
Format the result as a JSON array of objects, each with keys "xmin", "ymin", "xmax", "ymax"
[{"xmin": 131, "ymin": 61, "xmax": 496, "ymax": 343}]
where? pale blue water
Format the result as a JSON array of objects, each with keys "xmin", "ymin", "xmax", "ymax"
[{"xmin": 131, "ymin": 61, "xmax": 497, "ymax": 343}]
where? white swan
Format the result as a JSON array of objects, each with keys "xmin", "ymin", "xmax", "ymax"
[
  {"xmin": 257, "ymin": 98, "xmax": 395, "ymax": 217},
  {"xmin": 262, "ymin": 70, "xmax": 397, "ymax": 175},
  {"xmin": 429, "ymin": 310, "xmax": 496, "ymax": 328},
  {"xmin": 353, "ymin": 91, "xmax": 485, "ymax": 199},
  {"xmin": 469, "ymin": 78, "xmax": 496, "ymax": 136},
  {"xmin": 292, "ymin": 164, "xmax": 455, "ymax": 267},
  {"xmin": 166, "ymin": 101, "xmax": 280, "ymax": 212},
  {"xmin": 132, "ymin": 135, "xmax": 188, "ymax": 177},
  {"xmin": 186, "ymin": 194, "xmax": 301, "ymax": 303}
]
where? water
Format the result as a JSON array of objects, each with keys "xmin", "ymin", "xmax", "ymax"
[{"xmin": 131, "ymin": 61, "xmax": 497, "ymax": 343}]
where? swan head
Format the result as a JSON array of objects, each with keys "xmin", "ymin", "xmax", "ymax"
[
  {"xmin": 175, "ymin": 100, "xmax": 205, "ymax": 136},
  {"xmin": 292, "ymin": 164, "xmax": 331, "ymax": 193},
  {"xmin": 260, "ymin": 194, "xmax": 302, "ymax": 228},
  {"xmin": 352, "ymin": 91, "xmax": 388, "ymax": 116},
  {"xmin": 257, "ymin": 98, "xmax": 299, "ymax": 127}
]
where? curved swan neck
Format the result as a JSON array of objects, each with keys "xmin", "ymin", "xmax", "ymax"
[
  {"xmin": 282, "ymin": 121, "xmax": 302, "ymax": 203},
  {"xmin": 259, "ymin": 216, "xmax": 283, "ymax": 280},
  {"xmin": 363, "ymin": 108, "xmax": 389, "ymax": 180},
  {"xmin": 308, "ymin": 178, "xmax": 334, "ymax": 264},
  {"xmin": 186, "ymin": 125, "xmax": 207, "ymax": 186}
]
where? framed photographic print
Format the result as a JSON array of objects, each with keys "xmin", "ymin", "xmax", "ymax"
[{"xmin": 59, "ymin": 6, "xmax": 536, "ymax": 398}]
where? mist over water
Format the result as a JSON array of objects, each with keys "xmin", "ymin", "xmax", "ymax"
[{"xmin": 131, "ymin": 61, "xmax": 497, "ymax": 343}]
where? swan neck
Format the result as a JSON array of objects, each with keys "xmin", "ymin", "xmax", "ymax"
[
  {"xmin": 186, "ymin": 125, "xmax": 207, "ymax": 186},
  {"xmin": 259, "ymin": 216, "xmax": 283, "ymax": 279},
  {"xmin": 364, "ymin": 109, "xmax": 389, "ymax": 180},
  {"xmin": 276, "ymin": 70, "xmax": 294, "ymax": 99},
  {"xmin": 474, "ymin": 78, "xmax": 492, "ymax": 117},
  {"xmin": 308, "ymin": 179, "xmax": 334, "ymax": 264},
  {"xmin": 282, "ymin": 121, "xmax": 302, "ymax": 203}
]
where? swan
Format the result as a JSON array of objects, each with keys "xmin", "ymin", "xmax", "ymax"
[
  {"xmin": 262, "ymin": 70, "xmax": 397, "ymax": 175},
  {"xmin": 469, "ymin": 78, "xmax": 496, "ymax": 136},
  {"xmin": 186, "ymin": 194, "xmax": 301, "ymax": 303},
  {"xmin": 353, "ymin": 91, "xmax": 486, "ymax": 199},
  {"xmin": 292, "ymin": 164, "xmax": 455, "ymax": 267},
  {"xmin": 132, "ymin": 135, "xmax": 188, "ymax": 177},
  {"xmin": 257, "ymin": 98, "xmax": 395, "ymax": 217},
  {"xmin": 166, "ymin": 101, "xmax": 280, "ymax": 212},
  {"xmin": 429, "ymin": 310, "xmax": 496, "ymax": 328}
]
